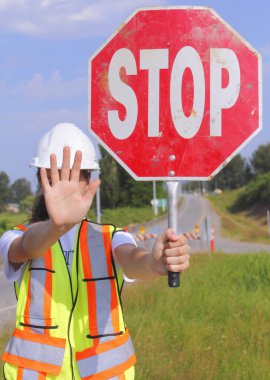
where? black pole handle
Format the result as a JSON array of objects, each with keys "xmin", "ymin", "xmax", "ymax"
[{"xmin": 168, "ymin": 271, "xmax": 180, "ymax": 288}]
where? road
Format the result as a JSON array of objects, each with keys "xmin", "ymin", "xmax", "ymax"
[
  {"xmin": 131, "ymin": 193, "xmax": 270, "ymax": 254},
  {"xmin": 0, "ymin": 270, "xmax": 17, "ymax": 330},
  {"xmin": 1, "ymin": 193, "xmax": 270, "ymax": 331}
]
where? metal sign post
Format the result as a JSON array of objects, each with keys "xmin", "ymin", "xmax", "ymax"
[
  {"xmin": 96, "ymin": 170, "xmax": 101, "ymax": 224},
  {"xmin": 153, "ymin": 181, "xmax": 158, "ymax": 216},
  {"xmin": 166, "ymin": 181, "xmax": 180, "ymax": 288}
]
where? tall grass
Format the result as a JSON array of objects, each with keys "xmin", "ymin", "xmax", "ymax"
[
  {"xmin": 122, "ymin": 253, "xmax": 270, "ymax": 380},
  {"xmin": 0, "ymin": 213, "xmax": 28, "ymax": 235},
  {"xmin": 208, "ymin": 190, "xmax": 270, "ymax": 243}
]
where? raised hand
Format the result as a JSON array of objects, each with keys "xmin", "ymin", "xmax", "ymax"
[{"xmin": 40, "ymin": 146, "xmax": 100, "ymax": 231}]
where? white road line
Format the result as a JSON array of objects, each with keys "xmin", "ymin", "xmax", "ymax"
[
  {"xmin": 178, "ymin": 195, "xmax": 189, "ymax": 218},
  {"xmin": 0, "ymin": 305, "xmax": 16, "ymax": 313},
  {"xmin": 197, "ymin": 196, "xmax": 207, "ymax": 226}
]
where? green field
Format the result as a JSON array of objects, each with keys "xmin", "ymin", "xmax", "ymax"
[
  {"xmin": 2, "ymin": 253, "xmax": 270, "ymax": 379},
  {"xmin": 208, "ymin": 190, "xmax": 270, "ymax": 244},
  {"xmin": 124, "ymin": 253, "xmax": 270, "ymax": 380},
  {"xmin": 0, "ymin": 205, "xmax": 165, "ymax": 236}
]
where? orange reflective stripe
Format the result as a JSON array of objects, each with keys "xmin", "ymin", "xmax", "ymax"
[
  {"xmin": 17, "ymin": 367, "xmax": 24, "ymax": 380},
  {"xmin": 118, "ymin": 374, "xmax": 126, "ymax": 380},
  {"xmin": 76, "ymin": 329, "xmax": 130, "ymax": 360},
  {"xmin": 101, "ymin": 226, "xmax": 113, "ymax": 278},
  {"xmin": 43, "ymin": 249, "xmax": 53, "ymax": 335},
  {"xmin": 81, "ymin": 354, "xmax": 136, "ymax": 380},
  {"xmin": 102, "ymin": 225, "xmax": 119, "ymax": 333},
  {"xmin": 38, "ymin": 372, "xmax": 46, "ymax": 379},
  {"xmin": 15, "ymin": 224, "xmax": 27, "ymax": 231},
  {"xmin": 80, "ymin": 222, "xmax": 99, "ymax": 344},
  {"xmin": 13, "ymin": 329, "xmax": 66, "ymax": 348},
  {"xmin": 2, "ymin": 352, "xmax": 62, "ymax": 376}
]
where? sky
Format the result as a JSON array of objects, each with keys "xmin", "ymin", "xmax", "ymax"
[{"xmin": 0, "ymin": 0, "xmax": 269, "ymax": 191}]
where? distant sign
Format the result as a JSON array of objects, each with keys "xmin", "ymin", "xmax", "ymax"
[{"xmin": 151, "ymin": 199, "xmax": 167, "ymax": 209}]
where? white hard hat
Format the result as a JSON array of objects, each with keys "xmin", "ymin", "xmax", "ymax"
[{"xmin": 30, "ymin": 123, "xmax": 100, "ymax": 170}]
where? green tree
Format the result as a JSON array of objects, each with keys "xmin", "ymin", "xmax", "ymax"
[
  {"xmin": 10, "ymin": 178, "xmax": 32, "ymax": 203},
  {"xmin": 99, "ymin": 146, "xmax": 120, "ymax": 208},
  {"xmin": 0, "ymin": 171, "xmax": 11, "ymax": 211},
  {"xmin": 231, "ymin": 173, "xmax": 270, "ymax": 212},
  {"xmin": 19, "ymin": 194, "xmax": 36, "ymax": 213},
  {"xmin": 209, "ymin": 154, "xmax": 248, "ymax": 191},
  {"xmin": 250, "ymin": 143, "xmax": 270, "ymax": 175},
  {"xmin": 99, "ymin": 145, "xmax": 165, "ymax": 208}
]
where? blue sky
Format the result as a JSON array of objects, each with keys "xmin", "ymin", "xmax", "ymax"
[{"xmin": 0, "ymin": 0, "xmax": 269, "ymax": 191}]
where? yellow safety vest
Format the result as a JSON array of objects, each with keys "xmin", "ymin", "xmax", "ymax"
[{"xmin": 2, "ymin": 220, "xmax": 136, "ymax": 380}]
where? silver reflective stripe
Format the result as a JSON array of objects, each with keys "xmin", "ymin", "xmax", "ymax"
[
  {"xmin": 22, "ymin": 368, "xmax": 39, "ymax": 380},
  {"xmin": 87, "ymin": 225, "xmax": 114, "ymax": 335},
  {"xmin": 29, "ymin": 267, "xmax": 46, "ymax": 319},
  {"xmin": 77, "ymin": 334, "xmax": 134, "ymax": 378},
  {"xmin": 30, "ymin": 256, "xmax": 45, "ymax": 269},
  {"xmin": 5, "ymin": 335, "xmax": 65, "ymax": 367},
  {"xmin": 25, "ymin": 257, "xmax": 52, "ymax": 333},
  {"xmin": 87, "ymin": 225, "xmax": 110, "ymax": 278}
]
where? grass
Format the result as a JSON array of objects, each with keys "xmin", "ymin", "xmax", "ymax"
[
  {"xmin": 87, "ymin": 205, "xmax": 166, "ymax": 228},
  {"xmin": 122, "ymin": 253, "xmax": 270, "ymax": 380},
  {"xmin": 0, "ymin": 206, "xmax": 164, "ymax": 236},
  {"xmin": 207, "ymin": 189, "xmax": 270, "ymax": 244},
  {"xmin": 0, "ymin": 212, "xmax": 28, "ymax": 235},
  {"xmin": 2, "ymin": 254, "xmax": 270, "ymax": 379},
  {"xmin": 0, "ymin": 323, "xmax": 14, "ymax": 379}
]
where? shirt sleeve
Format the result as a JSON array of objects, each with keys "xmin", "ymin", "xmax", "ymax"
[
  {"xmin": 111, "ymin": 230, "xmax": 137, "ymax": 283},
  {"xmin": 111, "ymin": 230, "xmax": 137, "ymax": 254},
  {"xmin": 0, "ymin": 230, "xmax": 25, "ymax": 282}
]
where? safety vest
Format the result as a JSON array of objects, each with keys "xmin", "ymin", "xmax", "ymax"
[{"xmin": 2, "ymin": 220, "xmax": 136, "ymax": 380}]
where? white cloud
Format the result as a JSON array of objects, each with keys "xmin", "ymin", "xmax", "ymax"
[
  {"xmin": 0, "ymin": 0, "xmax": 168, "ymax": 38},
  {"xmin": 0, "ymin": 70, "xmax": 86, "ymax": 101}
]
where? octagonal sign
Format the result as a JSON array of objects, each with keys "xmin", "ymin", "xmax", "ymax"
[{"xmin": 88, "ymin": 6, "xmax": 262, "ymax": 180}]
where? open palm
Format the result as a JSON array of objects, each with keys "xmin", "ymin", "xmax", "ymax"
[{"xmin": 40, "ymin": 146, "xmax": 100, "ymax": 230}]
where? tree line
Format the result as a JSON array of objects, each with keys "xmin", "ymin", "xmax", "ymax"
[
  {"xmin": 1, "ymin": 142, "xmax": 270, "ymax": 212},
  {"xmin": 184, "ymin": 143, "xmax": 270, "ymax": 193},
  {"xmin": 0, "ymin": 174, "xmax": 33, "ymax": 212}
]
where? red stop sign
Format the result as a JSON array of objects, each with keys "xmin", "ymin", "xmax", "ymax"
[{"xmin": 89, "ymin": 7, "xmax": 262, "ymax": 180}]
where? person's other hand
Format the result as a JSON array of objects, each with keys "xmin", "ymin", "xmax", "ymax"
[{"xmin": 150, "ymin": 229, "xmax": 190, "ymax": 275}]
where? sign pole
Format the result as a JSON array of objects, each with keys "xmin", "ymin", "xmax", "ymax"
[
  {"xmin": 96, "ymin": 170, "xmax": 101, "ymax": 224},
  {"xmin": 153, "ymin": 181, "xmax": 158, "ymax": 216},
  {"xmin": 166, "ymin": 181, "xmax": 180, "ymax": 288},
  {"xmin": 267, "ymin": 210, "xmax": 270, "ymax": 235}
]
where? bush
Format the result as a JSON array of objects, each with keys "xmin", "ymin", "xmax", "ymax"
[{"xmin": 231, "ymin": 173, "xmax": 270, "ymax": 212}]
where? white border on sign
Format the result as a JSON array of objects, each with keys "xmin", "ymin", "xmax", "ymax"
[{"xmin": 88, "ymin": 6, "xmax": 263, "ymax": 181}]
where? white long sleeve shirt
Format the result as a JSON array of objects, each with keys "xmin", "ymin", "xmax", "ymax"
[{"xmin": 0, "ymin": 226, "xmax": 136, "ymax": 282}]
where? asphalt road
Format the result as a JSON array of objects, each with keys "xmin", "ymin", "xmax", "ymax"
[
  {"xmin": 1, "ymin": 193, "xmax": 270, "ymax": 331},
  {"xmin": 131, "ymin": 193, "xmax": 270, "ymax": 254},
  {"xmin": 0, "ymin": 270, "xmax": 17, "ymax": 330}
]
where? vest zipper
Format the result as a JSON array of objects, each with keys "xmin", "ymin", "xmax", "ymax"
[
  {"xmin": 59, "ymin": 240, "xmax": 74, "ymax": 303},
  {"xmin": 63, "ymin": 222, "xmax": 83, "ymax": 380}
]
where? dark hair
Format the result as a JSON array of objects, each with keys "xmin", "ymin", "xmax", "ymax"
[{"xmin": 29, "ymin": 169, "xmax": 91, "ymax": 223}]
